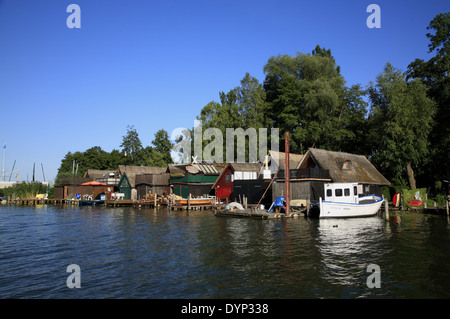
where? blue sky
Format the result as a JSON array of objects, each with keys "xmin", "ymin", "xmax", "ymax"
[{"xmin": 0, "ymin": 0, "xmax": 448, "ymax": 183}]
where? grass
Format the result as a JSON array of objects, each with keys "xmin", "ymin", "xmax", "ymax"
[{"xmin": 0, "ymin": 182, "xmax": 53, "ymax": 199}]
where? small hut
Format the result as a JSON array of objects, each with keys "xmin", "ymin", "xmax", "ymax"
[
  {"xmin": 84, "ymin": 169, "xmax": 120, "ymax": 185},
  {"xmin": 168, "ymin": 163, "xmax": 219, "ymax": 198},
  {"xmin": 117, "ymin": 166, "xmax": 167, "ymax": 200},
  {"xmin": 135, "ymin": 172, "xmax": 170, "ymax": 198},
  {"xmin": 212, "ymin": 162, "xmax": 264, "ymax": 203}
]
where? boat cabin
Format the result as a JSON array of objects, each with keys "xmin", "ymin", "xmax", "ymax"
[{"xmin": 324, "ymin": 183, "xmax": 363, "ymax": 204}]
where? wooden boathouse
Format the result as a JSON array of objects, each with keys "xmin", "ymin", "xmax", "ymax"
[
  {"xmin": 117, "ymin": 165, "xmax": 167, "ymax": 200},
  {"xmin": 168, "ymin": 163, "xmax": 219, "ymax": 198},
  {"xmin": 212, "ymin": 162, "xmax": 263, "ymax": 202},
  {"xmin": 273, "ymin": 148, "xmax": 391, "ymax": 203}
]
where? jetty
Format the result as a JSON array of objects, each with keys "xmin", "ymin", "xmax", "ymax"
[
  {"xmin": 9, "ymin": 198, "xmax": 65, "ymax": 205},
  {"xmin": 215, "ymin": 208, "xmax": 287, "ymax": 219}
]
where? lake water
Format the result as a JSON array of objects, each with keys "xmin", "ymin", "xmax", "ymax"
[{"xmin": 1, "ymin": 204, "xmax": 449, "ymax": 299}]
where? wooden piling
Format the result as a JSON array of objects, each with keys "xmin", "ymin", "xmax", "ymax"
[
  {"xmin": 446, "ymin": 199, "xmax": 449, "ymax": 217},
  {"xmin": 384, "ymin": 199, "xmax": 389, "ymax": 221}
]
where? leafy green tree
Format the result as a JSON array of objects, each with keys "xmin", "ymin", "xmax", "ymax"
[
  {"xmin": 197, "ymin": 73, "xmax": 267, "ymax": 162},
  {"xmin": 55, "ymin": 146, "xmax": 116, "ymax": 183},
  {"xmin": 55, "ymin": 151, "xmax": 84, "ymax": 182},
  {"xmin": 367, "ymin": 63, "xmax": 436, "ymax": 188},
  {"xmin": 407, "ymin": 12, "xmax": 450, "ymax": 185},
  {"xmin": 120, "ymin": 125, "xmax": 144, "ymax": 165},
  {"xmin": 263, "ymin": 45, "xmax": 366, "ymax": 153},
  {"xmin": 108, "ymin": 149, "xmax": 126, "ymax": 169},
  {"xmin": 151, "ymin": 129, "xmax": 173, "ymax": 165},
  {"xmin": 237, "ymin": 73, "xmax": 267, "ymax": 129},
  {"xmin": 143, "ymin": 147, "xmax": 167, "ymax": 167}
]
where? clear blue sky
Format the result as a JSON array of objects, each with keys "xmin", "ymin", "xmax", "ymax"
[{"xmin": 0, "ymin": 0, "xmax": 448, "ymax": 183}]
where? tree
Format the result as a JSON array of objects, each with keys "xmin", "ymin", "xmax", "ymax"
[
  {"xmin": 197, "ymin": 73, "xmax": 267, "ymax": 162},
  {"xmin": 367, "ymin": 63, "xmax": 436, "ymax": 188},
  {"xmin": 120, "ymin": 125, "xmax": 144, "ymax": 165},
  {"xmin": 407, "ymin": 12, "xmax": 450, "ymax": 185},
  {"xmin": 237, "ymin": 73, "xmax": 267, "ymax": 129},
  {"xmin": 151, "ymin": 129, "xmax": 173, "ymax": 165},
  {"xmin": 263, "ymin": 45, "xmax": 365, "ymax": 153}
]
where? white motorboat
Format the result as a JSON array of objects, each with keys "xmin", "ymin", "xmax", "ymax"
[{"xmin": 318, "ymin": 183, "xmax": 384, "ymax": 218}]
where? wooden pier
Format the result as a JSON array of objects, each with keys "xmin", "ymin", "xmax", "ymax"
[
  {"xmin": 9, "ymin": 198, "xmax": 66, "ymax": 205},
  {"xmin": 105, "ymin": 199, "xmax": 133, "ymax": 207},
  {"xmin": 215, "ymin": 208, "xmax": 291, "ymax": 220},
  {"xmin": 169, "ymin": 203, "xmax": 214, "ymax": 211}
]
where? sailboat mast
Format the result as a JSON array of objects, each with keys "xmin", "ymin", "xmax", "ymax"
[
  {"xmin": 2, "ymin": 145, "xmax": 5, "ymax": 181},
  {"xmin": 285, "ymin": 132, "xmax": 290, "ymax": 216}
]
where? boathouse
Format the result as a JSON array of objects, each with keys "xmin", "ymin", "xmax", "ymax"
[
  {"xmin": 54, "ymin": 177, "xmax": 92, "ymax": 199},
  {"xmin": 266, "ymin": 150, "xmax": 304, "ymax": 176},
  {"xmin": 212, "ymin": 162, "xmax": 266, "ymax": 204},
  {"xmin": 84, "ymin": 169, "xmax": 120, "ymax": 185},
  {"xmin": 168, "ymin": 163, "xmax": 219, "ymax": 198},
  {"xmin": 299, "ymin": 148, "xmax": 390, "ymax": 191},
  {"xmin": 135, "ymin": 171, "xmax": 170, "ymax": 198},
  {"xmin": 273, "ymin": 148, "xmax": 390, "ymax": 202},
  {"xmin": 54, "ymin": 177, "xmax": 114, "ymax": 200},
  {"xmin": 117, "ymin": 166, "xmax": 167, "ymax": 200}
]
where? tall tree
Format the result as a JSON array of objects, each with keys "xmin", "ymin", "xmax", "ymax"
[
  {"xmin": 120, "ymin": 125, "xmax": 143, "ymax": 165},
  {"xmin": 237, "ymin": 73, "xmax": 267, "ymax": 129},
  {"xmin": 263, "ymin": 45, "xmax": 365, "ymax": 153},
  {"xmin": 55, "ymin": 146, "xmax": 117, "ymax": 183},
  {"xmin": 197, "ymin": 73, "xmax": 267, "ymax": 162},
  {"xmin": 151, "ymin": 129, "xmax": 173, "ymax": 165},
  {"xmin": 407, "ymin": 12, "xmax": 450, "ymax": 185},
  {"xmin": 368, "ymin": 63, "xmax": 436, "ymax": 188}
]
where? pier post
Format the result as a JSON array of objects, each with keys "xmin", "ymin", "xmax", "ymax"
[
  {"xmin": 384, "ymin": 199, "xmax": 389, "ymax": 221},
  {"xmin": 446, "ymin": 199, "xmax": 449, "ymax": 217},
  {"xmin": 306, "ymin": 199, "xmax": 310, "ymax": 217}
]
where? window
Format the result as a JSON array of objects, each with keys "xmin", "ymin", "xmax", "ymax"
[
  {"xmin": 226, "ymin": 174, "xmax": 231, "ymax": 181},
  {"xmin": 344, "ymin": 188, "xmax": 350, "ymax": 196},
  {"xmin": 326, "ymin": 189, "xmax": 332, "ymax": 197},
  {"xmin": 335, "ymin": 189, "xmax": 343, "ymax": 197},
  {"xmin": 354, "ymin": 186, "xmax": 358, "ymax": 196},
  {"xmin": 342, "ymin": 160, "xmax": 352, "ymax": 170}
]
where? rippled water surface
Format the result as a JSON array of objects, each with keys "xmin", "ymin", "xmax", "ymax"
[{"xmin": 1, "ymin": 205, "xmax": 449, "ymax": 298}]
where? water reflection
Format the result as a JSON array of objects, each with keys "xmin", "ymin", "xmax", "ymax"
[
  {"xmin": 1, "ymin": 206, "xmax": 450, "ymax": 298},
  {"xmin": 315, "ymin": 217, "xmax": 387, "ymax": 297}
]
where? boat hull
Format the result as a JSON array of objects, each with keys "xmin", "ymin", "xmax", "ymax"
[
  {"xmin": 174, "ymin": 199, "xmax": 213, "ymax": 205},
  {"xmin": 319, "ymin": 195, "xmax": 383, "ymax": 218}
]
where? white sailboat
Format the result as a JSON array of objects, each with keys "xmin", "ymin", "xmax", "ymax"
[{"xmin": 318, "ymin": 183, "xmax": 384, "ymax": 218}]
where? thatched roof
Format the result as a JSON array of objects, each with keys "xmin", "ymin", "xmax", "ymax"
[
  {"xmin": 167, "ymin": 164, "xmax": 186, "ymax": 175},
  {"xmin": 229, "ymin": 162, "xmax": 262, "ymax": 172},
  {"xmin": 117, "ymin": 166, "xmax": 167, "ymax": 187},
  {"xmin": 268, "ymin": 150, "xmax": 303, "ymax": 170},
  {"xmin": 298, "ymin": 148, "xmax": 390, "ymax": 185},
  {"xmin": 84, "ymin": 169, "xmax": 116, "ymax": 180},
  {"xmin": 212, "ymin": 162, "xmax": 264, "ymax": 189},
  {"xmin": 166, "ymin": 163, "xmax": 220, "ymax": 176}
]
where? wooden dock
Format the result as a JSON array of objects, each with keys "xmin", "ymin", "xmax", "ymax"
[
  {"xmin": 9, "ymin": 198, "xmax": 66, "ymax": 205},
  {"xmin": 169, "ymin": 203, "xmax": 214, "ymax": 211},
  {"xmin": 105, "ymin": 199, "xmax": 134, "ymax": 207},
  {"xmin": 215, "ymin": 208, "xmax": 288, "ymax": 220}
]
